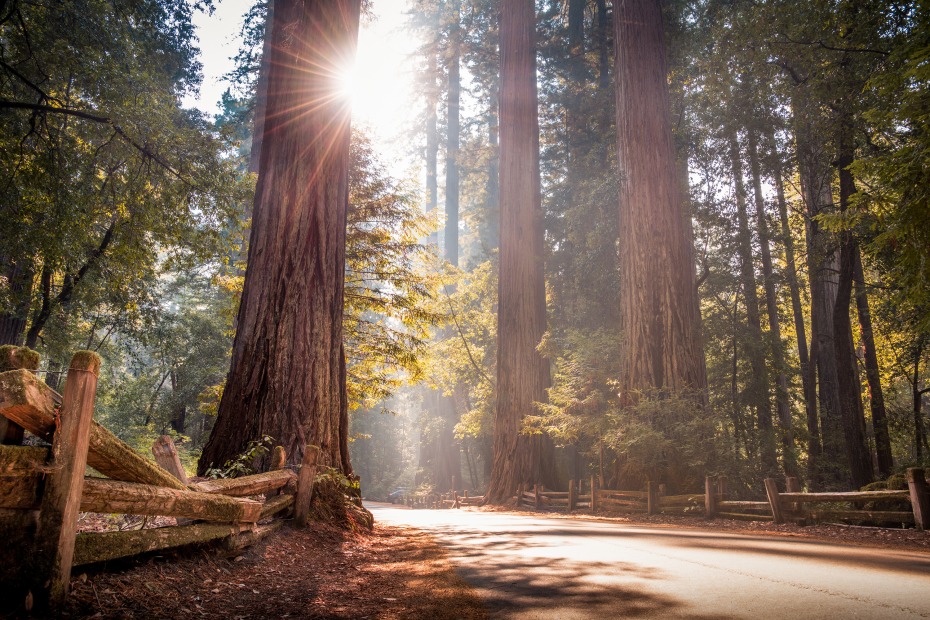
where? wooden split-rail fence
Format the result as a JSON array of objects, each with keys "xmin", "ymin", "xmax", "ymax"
[
  {"xmin": 0, "ymin": 349, "xmax": 325, "ymax": 611},
  {"xmin": 515, "ymin": 472, "xmax": 930, "ymax": 531}
]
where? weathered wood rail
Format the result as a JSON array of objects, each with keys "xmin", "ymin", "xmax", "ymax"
[
  {"xmin": 511, "ymin": 472, "xmax": 930, "ymax": 531},
  {"xmin": 0, "ymin": 348, "xmax": 323, "ymax": 611}
]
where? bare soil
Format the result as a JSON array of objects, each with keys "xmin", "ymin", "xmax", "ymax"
[{"xmin": 26, "ymin": 522, "xmax": 487, "ymax": 620}]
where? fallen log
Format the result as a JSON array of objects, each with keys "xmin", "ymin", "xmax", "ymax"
[
  {"xmin": 81, "ymin": 478, "xmax": 262, "ymax": 523},
  {"xmin": 0, "ymin": 445, "xmax": 48, "ymax": 475},
  {"xmin": 191, "ymin": 469, "xmax": 296, "ymax": 497},
  {"xmin": 0, "ymin": 474, "xmax": 40, "ymax": 509},
  {"xmin": 73, "ymin": 523, "xmax": 252, "ymax": 566},
  {"xmin": 0, "ymin": 370, "xmax": 186, "ymax": 490}
]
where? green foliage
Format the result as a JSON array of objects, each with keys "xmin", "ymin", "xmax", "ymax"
[{"xmin": 203, "ymin": 435, "xmax": 275, "ymax": 479}]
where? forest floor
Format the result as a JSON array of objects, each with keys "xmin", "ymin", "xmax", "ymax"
[
  {"xmin": 49, "ymin": 521, "xmax": 487, "ymax": 620},
  {"xmin": 7, "ymin": 506, "xmax": 927, "ymax": 619}
]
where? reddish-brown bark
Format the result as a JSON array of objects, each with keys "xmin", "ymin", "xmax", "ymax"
[
  {"xmin": 199, "ymin": 0, "xmax": 361, "ymax": 475},
  {"xmin": 613, "ymin": 0, "xmax": 706, "ymax": 395},
  {"xmin": 487, "ymin": 0, "xmax": 555, "ymax": 503}
]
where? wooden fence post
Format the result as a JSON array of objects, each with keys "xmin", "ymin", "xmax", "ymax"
[
  {"xmin": 31, "ymin": 351, "xmax": 100, "ymax": 609},
  {"xmin": 271, "ymin": 446, "xmax": 286, "ymax": 470},
  {"xmin": 705, "ymin": 476, "xmax": 717, "ymax": 518},
  {"xmin": 764, "ymin": 477, "xmax": 783, "ymax": 524},
  {"xmin": 590, "ymin": 475, "xmax": 598, "ymax": 513},
  {"xmin": 907, "ymin": 468, "xmax": 929, "ymax": 531},
  {"xmin": 294, "ymin": 445, "xmax": 321, "ymax": 527},
  {"xmin": 151, "ymin": 436, "xmax": 189, "ymax": 485},
  {"xmin": 785, "ymin": 476, "xmax": 802, "ymax": 522},
  {"xmin": 647, "ymin": 481, "xmax": 658, "ymax": 515},
  {"xmin": 568, "ymin": 479, "xmax": 576, "ymax": 513},
  {"xmin": 534, "ymin": 484, "xmax": 542, "ymax": 510}
]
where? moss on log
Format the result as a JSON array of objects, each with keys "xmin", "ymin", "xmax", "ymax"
[
  {"xmin": 81, "ymin": 478, "xmax": 262, "ymax": 523},
  {"xmin": 73, "ymin": 523, "xmax": 251, "ymax": 566},
  {"xmin": 0, "ymin": 445, "xmax": 48, "ymax": 475},
  {"xmin": 0, "ymin": 474, "xmax": 40, "ymax": 509},
  {"xmin": 0, "ymin": 370, "xmax": 186, "ymax": 489},
  {"xmin": 191, "ymin": 469, "xmax": 296, "ymax": 497}
]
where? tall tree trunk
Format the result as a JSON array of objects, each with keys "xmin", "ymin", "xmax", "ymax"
[
  {"xmin": 727, "ymin": 130, "xmax": 777, "ymax": 475},
  {"xmin": 747, "ymin": 129, "xmax": 795, "ymax": 477},
  {"xmin": 482, "ymin": 79, "xmax": 500, "ymax": 254},
  {"xmin": 487, "ymin": 0, "xmax": 555, "ymax": 503},
  {"xmin": 444, "ymin": 0, "xmax": 461, "ymax": 267},
  {"xmin": 833, "ymin": 127, "xmax": 873, "ymax": 488},
  {"xmin": 912, "ymin": 339, "xmax": 929, "ymax": 460},
  {"xmin": 613, "ymin": 0, "xmax": 707, "ymax": 485},
  {"xmin": 794, "ymin": 101, "xmax": 844, "ymax": 488},
  {"xmin": 169, "ymin": 370, "xmax": 186, "ymax": 434},
  {"xmin": 853, "ymin": 251, "xmax": 893, "ymax": 477},
  {"xmin": 770, "ymin": 132, "xmax": 819, "ymax": 483},
  {"xmin": 198, "ymin": 0, "xmax": 361, "ymax": 475},
  {"xmin": 425, "ymin": 12, "xmax": 440, "ymax": 248}
]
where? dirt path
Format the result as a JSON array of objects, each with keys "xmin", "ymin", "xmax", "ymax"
[{"xmin": 40, "ymin": 522, "xmax": 487, "ymax": 619}]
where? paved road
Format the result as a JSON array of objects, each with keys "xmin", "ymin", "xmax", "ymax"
[{"xmin": 368, "ymin": 503, "xmax": 930, "ymax": 619}]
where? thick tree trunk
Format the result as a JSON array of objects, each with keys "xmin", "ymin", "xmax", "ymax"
[
  {"xmin": 198, "ymin": 0, "xmax": 361, "ymax": 475},
  {"xmin": 833, "ymin": 131, "xmax": 873, "ymax": 488},
  {"xmin": 747, "ymin": 130, "xmax": 796, "ymax": 477},
  {"xmin": 487, "ymin": 0, "xmax": 555, "ymax": 503},
  {"xmin": 614, "ymin": 0, "xmax": 706, "ymax": 395},
  {"xmin": 853, "ymin": 251, "xmax": 893, "ymax": 477},
  {"xmin": 613, "ymin": 0, "xmax": 707, "ymax": 487},
  {"xmin": 727, "ymin": 131, "xmax": 777, "ymax": 475}
]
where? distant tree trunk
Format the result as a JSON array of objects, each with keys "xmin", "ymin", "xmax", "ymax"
[
  {"xmin": 487, "ymin": 0, "xmax": 555, "ymax": 503},
  {"xmin": 444, "ymin": 0, "xmax": 461, "ymax": 267},
  {"xmin": 482, "ymin": 79, "xmax": 500, "ymax": 254},
  {"xmin": 0, "ymin": 260, "xmax": 32, "ymax": 346},
  {"xmin": 198, "ymin": 0, "xmax": 361, "ymax": 475},
  {"xmin": 169, "ymin": 370, "xmax": 186, "ymax": 434},
  {"xmin": 747, "ymin": 129, "xmax": 795, "ymax": 477},
  {"xmin": 612, "ymin": 0, "xmax": 707, "ymax": 485},
  {"xmin": 727, "ymin": 131, "xmax": 777, "ymax": 475},
  {"xmin": 770, "ymin": 132, "xmax": 819, "ymax": 483},
  {"xmin": 853, "ymin": 252, "xmax": 893, "ymax": 477},
  {"xmin": 912, "ymin": 338, "xmax": 929, "ymax": 460},
  {"xmin": 595, "ymin": 0, "xmax": 610, "ymax": 92},
  {"xmin": 833, "ymin": 127, "xmax": 873, "ymax": 488},
  {"xmin": 794, "ymin": 101, "xmax": 845, "ymax": 488}
]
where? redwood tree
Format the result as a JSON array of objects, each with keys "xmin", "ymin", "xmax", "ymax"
[
  {"xmin": 199, "ymin": 0, "xmax": 361, "ymax": 474},
  {"xmin": 486, "ymin": 0, "xmax": 555, "ymax": 503},
  {"xmin": 614, "ymin": 1, "xmax": 707, "ymax": 398}
]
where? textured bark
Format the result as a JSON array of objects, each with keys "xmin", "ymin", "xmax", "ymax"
[
  {"xmin": 482, "ymin": 80, "xmax": 500, "ymax": 255},
  {"xmin": 833, "ymin": 131, "xmax": 873, "ymax": 488},
  {"xmin": 747, "ymin": 130, "xmax": 795, "ymax": 477},
  {"xmin": 487, "ymin": 0, "xmax": 555, "ymax": 504},
  {"xmin": 613, "ymin": 0, "xmax": 706, "ymax": 400},
  {"xmin": 853, "ymin": 252, "xmax": 893, "ymax": 477},
  {"xmin": 728, "ymin": 131, "xmax": 776, "ymax": 474},
  {"xmin": 425, "ymin": 17, "xmax": 440, "ymax": 247},
  {"xmin": 199, "ymin": 0, "xmax": 361, "ymax": 474}
]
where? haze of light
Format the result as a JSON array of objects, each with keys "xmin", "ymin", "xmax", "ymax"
[{"xmin": 186, "ymin": 0, "xmax": 418, "ymax": 178}]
